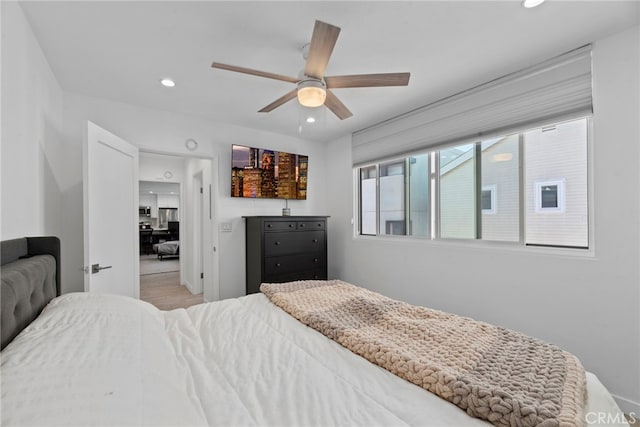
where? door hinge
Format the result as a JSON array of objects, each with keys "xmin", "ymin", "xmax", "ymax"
[
  {"xmin": 200, "ymin": 187, "xmax": 203, "ymax": 194},
  {"xmin": 200, "ymin": 272, "xmax": 204, "ymax": 279}
]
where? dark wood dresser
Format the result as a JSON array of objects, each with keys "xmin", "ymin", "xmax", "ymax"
[{"xmin": 244, "ymin": 216, "xmax": 328, "ymax": 295}]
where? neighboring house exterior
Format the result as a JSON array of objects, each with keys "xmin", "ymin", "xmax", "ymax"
[
  {"xmin": 523, "ymin": 118, "xmax": 588, "ymax": 247},
  {"xmin": 362, "ymin": 117, "xmax": 588, "ymax": 247}
]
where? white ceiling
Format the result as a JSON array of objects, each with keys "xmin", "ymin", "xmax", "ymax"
[{"xmin": 20, "ymin": 1, "xmax": 639, "ymax": 142}]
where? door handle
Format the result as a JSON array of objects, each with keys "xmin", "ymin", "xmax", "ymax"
[{"xmin": 91, "ymin": 264, "xmax": 113, "ymax": 274}]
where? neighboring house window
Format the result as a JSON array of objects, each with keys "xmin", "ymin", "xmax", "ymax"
[
  {"xmin": 481, "ymin": 185, "xmax": 497, "ymax": 214},
  {"xmin": 385, "ymin": 220, "xmax": 406, "ymax": 235},
  {"xmin": 356, "ymin": 117, "xmax": 589, "ymax": 249},
  {"xmin": 535, "ymin": 180, "xmax": 565, "ymax": 212}
]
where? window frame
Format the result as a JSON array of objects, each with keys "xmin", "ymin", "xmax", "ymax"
[
  {"xmin": 534, "ymin": 179, "xmax": 566, "ymax": 213},
  {"xmin": 355, "ymin": 116, "xmax": 592, "ymax": 252},
  {"xmin": 358, "ymin": 165, "xmax": 378, "ymax": 236},
  {"xmin": 481, "ymin": 185, "xmax": 497, "ymax": 214}
]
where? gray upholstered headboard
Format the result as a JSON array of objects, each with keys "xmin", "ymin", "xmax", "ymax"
[{"xmin": 1, "ymin": 236, "xmax": 60, "ymax": 350}]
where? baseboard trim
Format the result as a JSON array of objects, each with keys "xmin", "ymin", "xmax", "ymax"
[
  {"xmin": 183, "ymin": 279, "xmax": 194, "ymax": 294},
  {"xmin": 612, "ymin": 393, "xmax": 640, "ymax": 416}
]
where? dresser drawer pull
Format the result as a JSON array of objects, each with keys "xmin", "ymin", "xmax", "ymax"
[
  {"xmin": 317, "ymin": 223, "xmax": 322, "ymax": 227},
  {"xmin": 313, "ymin": 274, "xmax": 319, "ymax": 279},
  {"xmin": 312, "ymin": 239, "xmax": 318, "ymax": 243},
  {"xmin": 276, "ymin": 263, "xmax": 281, "ymax": 267},
  {"xmin": 314, "ymin": 258, "xmax": 319, "ymax": 262},
  {"xmin": 299, "ymin": 223, "xmax": 305, "ymax": 228},
  {"xmin": 275, "ymin": 241, "xmax": 281, "ymax": 245},
  {"xmin": 267, "ymin": 224, "xmax": 272, "ymax": 228},
  {"xmin": 289, "ymin": 224, "xmax": 294, "ymax": 228}
]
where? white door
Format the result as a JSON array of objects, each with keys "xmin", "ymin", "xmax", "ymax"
[
  {"xmin": 193, "ymin": 171, "xmax": 203, "ymax": 294},
  {"xmin": 83, "ymin": 121, "xmax": 139, "ymax": 297}
]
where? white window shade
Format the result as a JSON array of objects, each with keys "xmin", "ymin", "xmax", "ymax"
[{"xmin": 352, "ymin": 45, "xmax": 592, "ymax": 166}]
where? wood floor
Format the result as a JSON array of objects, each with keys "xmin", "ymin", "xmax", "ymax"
[{"xmin": 140, "ymin": 271, "xmax": 203, "ymax": 310}]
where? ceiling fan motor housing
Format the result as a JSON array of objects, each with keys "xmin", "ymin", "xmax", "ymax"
[{"xmin": 211, "ymin": 20, "xmax": 409, "ymax": 120}]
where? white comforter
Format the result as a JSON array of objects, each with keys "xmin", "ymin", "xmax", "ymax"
[{"xmin": 1, "ymin": 293, "xmax": 629, "ymax": 426}]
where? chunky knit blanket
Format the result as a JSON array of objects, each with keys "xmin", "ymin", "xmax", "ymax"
[{"xmin": 261, "ymin": 280, "xmax": 587, "ymax": 427}]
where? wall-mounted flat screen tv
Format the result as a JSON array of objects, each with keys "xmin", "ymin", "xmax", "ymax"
[{"xmin": 231, "ymin": 144, "xmax": 308, "ymax": 200}]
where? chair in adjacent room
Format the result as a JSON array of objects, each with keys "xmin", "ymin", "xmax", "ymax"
[
  {"xmin": 139, "ymin": 229, "xmax": 154, "ymax": 255},
  {"xmin": 167, "ymin": 221, "xmax": 179, "ymax": 241}
]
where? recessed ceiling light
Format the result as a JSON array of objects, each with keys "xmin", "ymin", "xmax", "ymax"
[
  {"xmin": 160, "ymin": 78, "xmax": 176, "ymax": 88},
  {"xmin": 522, "ymin": 0, "xmax": 545, "ymax": 8}
]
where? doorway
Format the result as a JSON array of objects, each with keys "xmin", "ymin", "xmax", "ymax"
[
  {"xmin": 136, "ymin": 151, "xmax": 217, "ymax": 310},
  {"xmin": 138, "ymin": 180, "xmax": 195, "ymax": 309}
]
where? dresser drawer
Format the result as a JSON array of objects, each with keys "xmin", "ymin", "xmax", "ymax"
[
  {"xmin": 297, "ymin": 220, "xmax": 325, "ymax": 231},
  {"xmin": 265, "ymin": 253, "xmax": 326, "ymax": 276},
  {"xmin": 264, "ymin": 269, "xmax": 327, "ymax": 284},
  {"xmin": 264, "ymin": 231, "xmax": 325, "ymax": 256},
  {"xmin": 264, "ymin": 221, "xmax": 297, "ymax": 231}
]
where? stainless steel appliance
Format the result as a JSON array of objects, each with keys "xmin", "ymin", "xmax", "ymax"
[{"xmin": 158, "ymin": 208, "xmax": 178, "ymax": 229}]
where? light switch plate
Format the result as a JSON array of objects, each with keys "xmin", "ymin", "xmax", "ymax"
[{"xmin": 220, "ymin": 222, "xmax": 232, "ymax": 232}]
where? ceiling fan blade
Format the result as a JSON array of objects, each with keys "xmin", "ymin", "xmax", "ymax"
[
  {"xmin": 325, "ymin": 73, "xmax": 411, "ymax": 89},
  {"xmin": 304, "ymin": 20, "xmax": 341, "ymax": 79},
  {"xmin": 212, "ymin": 62, "xmax": 298, "ymax": 84},
  {"xmin": 258, "ymin": 89, "xmax": 298, "ymax": 113},
  {"xmin": 324, "ymin": 90, "xmax": 353, "ymax": 120}
]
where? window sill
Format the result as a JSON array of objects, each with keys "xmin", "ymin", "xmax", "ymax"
[{"xmin": 353, "ymin": 233, "xmax": 596, "ymax": 259}]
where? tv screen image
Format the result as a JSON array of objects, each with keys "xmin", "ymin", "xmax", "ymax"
[{"xmin": 231, "ymin": 144, "xmax": 308, "ymax": 200}]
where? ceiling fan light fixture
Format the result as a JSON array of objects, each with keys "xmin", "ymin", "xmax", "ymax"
[
  {"xmin": 297, "ymin": 79, "xmax": 326, "ymax": 108},
  {"xmin": 522, "ymin": 0, "xmax": 545, "ymax": 8}
]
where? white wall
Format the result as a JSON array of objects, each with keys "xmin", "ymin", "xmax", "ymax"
[
  {"xmin": 1, "ymin": 2, "xmax": 65, "ymax": 242},
  {"xmin": 139, "ymin": 152, "xmax": 186, "ymax": 183},
  {"xmin": 326, "ymin": 26, "xmax": 640, "ymax": 412},
  {"xmin": 61, "ymin": 92, "xmax": 328, "ymax": 299},
  {"xmin": 1, "ymin": 0, "xmax": 328, "ymax": 301}
]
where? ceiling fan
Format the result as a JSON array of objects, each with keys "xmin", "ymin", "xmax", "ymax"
[{"xmin": 211, "ymin": 20, "xmax": 410, "ymax": 120}]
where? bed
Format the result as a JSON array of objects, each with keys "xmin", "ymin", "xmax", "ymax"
[
  {"xmin": 0, "ymin": 237, "xmax": 630, "ymax": 426},
  {"xmin": 153, "ymin": 240, "xmax": 179, "ymax": 260}
]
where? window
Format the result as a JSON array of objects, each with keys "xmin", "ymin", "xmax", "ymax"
[
  {"xmin": 357, "ymin": 117, "xmax": 589, "ymax": 249},
  {"xmin": 525, "ymin": 119, "xmax": 588, "ymax": 248},
  {"xmin": 439, "ymin": 144, "xmax": 475, "ymax": 239},
  {"xmin": 379, "ymin": 161, "xmax": 405, "ymax": 236},
  {"xmin": 481, "ymin": 186, "xmax": 496, "ymax": 213},
  {"xmin": 535, "ymin": 180, "xmax": 565, "ymax": 212},
  {"xmin": 481, "ymin": 135, "xmax": 520, "ymax": 242},
  {"xmin": 408, "ymin": 154, "xmax": 430, "ymax": 237},
  {"xmin": 385, "ymin": 220, "xmax": 406, "ymax": 235},
  {"xmin": 359, "ymin": 166, "xmax": 377, "ymax": 235}
]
